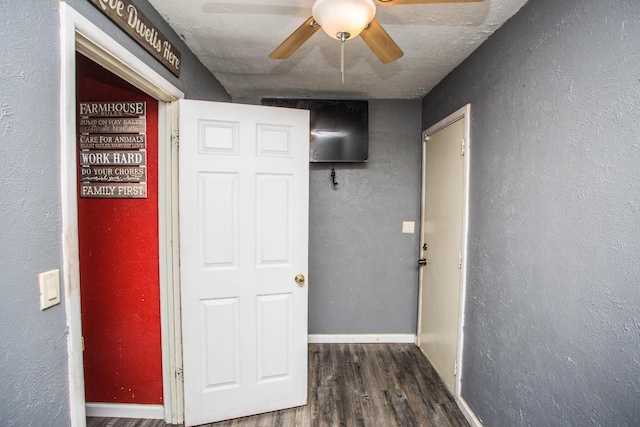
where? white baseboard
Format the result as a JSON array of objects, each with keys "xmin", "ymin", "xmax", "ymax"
[
  {"xmin": 457, "ymin": 396, "xmax": 483, "ymax": 427},
  {"xmin": 308, "ymin": 334, "xmax": 416, "ymax": 344},
  {"xmin": 86, "ymin": 403, "xmax": 164, "ymax": 419}
]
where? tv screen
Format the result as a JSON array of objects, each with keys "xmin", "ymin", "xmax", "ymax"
[{"xmin": 262, "ymin": 99, "xmax": 368, "ymax": 163}]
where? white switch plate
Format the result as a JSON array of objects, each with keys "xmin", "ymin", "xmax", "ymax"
[
  {"xmin": 39, "ymin": 269, "xmax": 60, "ymax": 310},
  {"xmin": 402, "ymin": 221, "xmax": 415, "ymax": 234}
]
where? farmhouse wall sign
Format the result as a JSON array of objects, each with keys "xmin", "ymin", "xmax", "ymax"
[{"xmin": 78, "ymin": 101, "xmax": 148, "ymax": 199}]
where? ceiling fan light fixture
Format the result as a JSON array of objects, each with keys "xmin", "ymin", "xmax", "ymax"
[{"xmin": 312, "ymin": 0, "xmax": 377, "ymax": 40}]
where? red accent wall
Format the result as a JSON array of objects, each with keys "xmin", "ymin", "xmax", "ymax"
[{"xmin": 76, "ymin": 53, "xmax": 163, "ymax": 404}]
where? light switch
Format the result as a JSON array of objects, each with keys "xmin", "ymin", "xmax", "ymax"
[
  {"xmin": 402, "ymin": 221, "xmax": 415, "ymax": 234},
  {"xmin": 39, "ymin": 269, "xmax": 60, "ymax": 310}
]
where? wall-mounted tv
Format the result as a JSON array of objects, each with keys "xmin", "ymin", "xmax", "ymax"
[{"xmin": 262, "ymin": 99, "xmax": 368, "ymax": 163}]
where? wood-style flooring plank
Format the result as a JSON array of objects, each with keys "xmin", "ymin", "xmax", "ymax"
[{"xmin": 87, "ymin": 343, "xmax": 469, "ymax": 427}]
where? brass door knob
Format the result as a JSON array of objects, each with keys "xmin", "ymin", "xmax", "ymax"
[{"xmin": 294, "ymin": 274, "xmax": 305, "ymax": 286}]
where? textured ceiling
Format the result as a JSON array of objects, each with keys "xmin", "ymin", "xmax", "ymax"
[{"xmin": 148, "ymin": 0, "xmax": 528, "ymax": 99}]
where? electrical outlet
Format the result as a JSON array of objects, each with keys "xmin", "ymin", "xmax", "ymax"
[{"xmin": 402, "ymin": 221, "xmax": 415, "ymax": 234}]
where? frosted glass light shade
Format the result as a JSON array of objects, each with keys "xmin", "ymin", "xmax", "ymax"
[{"xmin": 312, "ymin": 0, "xmax": 377, "ymax": 40}]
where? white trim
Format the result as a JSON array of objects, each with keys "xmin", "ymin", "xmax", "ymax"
[
  {"xmin": 457, "ymin": 396, "xmax": 483, "ymax": 427},
  {"xmin": 308, "ymin": 334, "xmax": 416, "ymax": 344},
  {"xmin": 458, "ymin": 105, "xmax": 472, "ymax": 403},
  {"xmin": 60, "ymin": 4, "xmax": 184, "ymax": 426},
  {"xmin": 60, "ymin": 6, "xmax": 86, "ymax": 425},
  {"xmin": 423, "ymin": 104, "xmax": 470, "ymax": 136},
  {"xmin": 74, "ymin": 32, "xmax": 182, "ymax": 102},
  {"xmin": 86, "ymin": 403, "xmax": 164, "ymax": 420},
  {"xmin": 420, "ymin": 104, "xmax": 472, "ymax": 400},
  {"xmin": 157, "ymin": 101, "xmax": 184, "ymax": 424},
  {"xmin": 416, "ymin": 132, "xmax": 427, "ymax": 346}
]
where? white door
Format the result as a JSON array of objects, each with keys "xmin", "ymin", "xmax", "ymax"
[
  {"xmin": 418, "ymin": 117, "xmax": 465, "ymax": 394},
  {"xmin": 178, "ymin": 100, "xmax": 309, "ymax": 426}
]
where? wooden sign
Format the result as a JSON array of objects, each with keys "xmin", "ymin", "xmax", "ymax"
[
  {"xmin": 79, "ymin": 150, "xmax": 146, "ymax": 166},
  {"xmin": 79, "ymin": 117, "xmax": 146, "ymax": 134},
  {"xmin": 81, "ymin": 183, "xmax": 147, "ymax": 198},
  {"xmin": 87, "ymin": 0, "xmax": 181, "ymax": 77},
  {"xmin": 79, "ymin": 133, "xmax": 146, "ymax": 150},
  {"xmin": 78, "ymin": 100, "xmax": 148, "ymax": 198},
  {"xmin": 79, "ymin": 101, "xmax": 146, "ymax": 118},
  {"xmin": 81, "ymin": 166, "xmax": 146, "ymax": 183}
]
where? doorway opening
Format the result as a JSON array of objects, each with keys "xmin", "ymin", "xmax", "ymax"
[
  {"xmin": 60, "ymin": 4, "xmax": 184, "ymax": 425},
  {"xmin": 76, "ymin": 52, "xmax": 163, "ymax": 416}
]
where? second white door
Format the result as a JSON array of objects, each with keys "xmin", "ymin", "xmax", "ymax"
[
  {"xmin": 179, "ymin": 100, "xmax": 310, "ymax": 426},
  {"xmin": 418, "ymin": 116, "xmax": 466, "ymax": 394}
]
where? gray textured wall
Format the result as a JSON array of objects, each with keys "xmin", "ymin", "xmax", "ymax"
[
  {"xmin": 0, "ymin": 1, "xmax": 229, "ymax": 425},
  {"xmin": 0, "ymin": 2, "xmax": 70, "ymax": 425},
  {"xmin": 422, "ymin": 0, "xmax": 640, "ymax": 425},
  {"xmin": 309, "ymin": 99, "xmax": 423, "ymax": 334}
]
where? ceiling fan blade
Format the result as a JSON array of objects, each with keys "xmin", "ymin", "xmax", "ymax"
[
  {"xmin": 360, "ymin": 18, "xmax": 404, "ymax": 64},
  {"xmin": 269, "ymin": 17, "xmax": 320, "ymax": 59},
  {"xmin": 376, "ymin": 0, "xmax": 483, "ymax": 4}
]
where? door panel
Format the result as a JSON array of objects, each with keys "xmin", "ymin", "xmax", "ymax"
[
  {"xmin": 202, "ymin": 298, "xmax": 240, "ymax": 390},
  {"xmin": 257, "ymin": 174, "xmax": 292, "ymax": 264},
  {"xmin": 418, "ymin": 118, "xmax": 465, "ymax": 394},
  {"xmin": 179, "ymin": 100, "xmax": 309, "ymax": 426},
  {"xmin": 257, "ymin": 293, "xmax": 292, "ymax": 380},
  {"xmin": 201, "ymin": 172, "xmax": 238, "ymax": 267}
]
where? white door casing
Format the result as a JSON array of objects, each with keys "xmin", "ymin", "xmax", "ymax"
[
  {"xmin": 418, "ymin": 114, "xmax": 466, "ymax": 395},
  {"xmin": 60, "ymin": 5, "xmax": 185, "ymax": 424},
  {"xmin": 178, "ymin": 100, "xmax": 309, "ymax": 426}
]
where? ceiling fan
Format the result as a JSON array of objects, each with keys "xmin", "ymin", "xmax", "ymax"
[{"xmin": 269, "ymin": 0, "xmax": 484, "ymax": 64}]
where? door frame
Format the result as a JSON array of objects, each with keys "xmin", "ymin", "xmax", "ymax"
[
  {"xmin": 417, "ymin": 104, "xmax": 471, "ymax": 399},
  {"xmin": 60, "ymin": 4, "xmax": 184, "ymax": 425}
]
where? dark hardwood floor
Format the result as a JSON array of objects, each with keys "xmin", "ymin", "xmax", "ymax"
[{"xmin": 87, "ymin": 343, "xmax": 469, "ymax": 427}]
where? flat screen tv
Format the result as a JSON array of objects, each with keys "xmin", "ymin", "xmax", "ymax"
[{"xmin": 262, "ymin": 99, "xmax": 368, "ymax": 163}]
